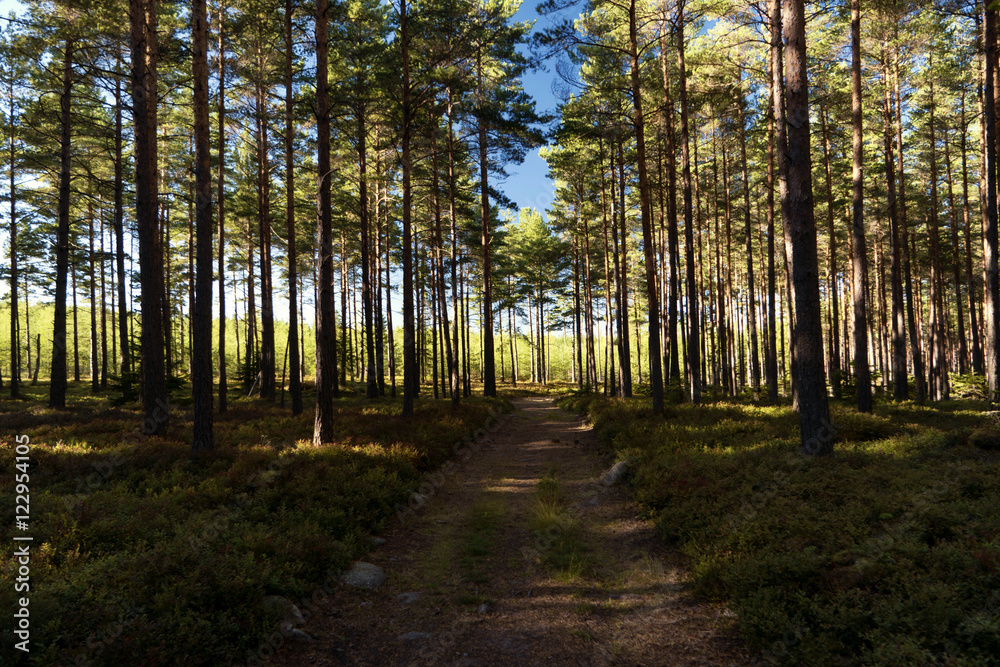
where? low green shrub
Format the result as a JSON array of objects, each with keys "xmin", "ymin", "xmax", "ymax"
[
  {"xmin": 0, "ymin": 390, "xmax": 507, "ymax": 666},
  {"xmin": 574, "ymin": 394, "xmax": 1000, "ymax": 665}
]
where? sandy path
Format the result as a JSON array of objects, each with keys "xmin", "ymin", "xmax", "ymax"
[{"xmin": 270, "ymin": 396, "xmax": 747, "ymax": 666}]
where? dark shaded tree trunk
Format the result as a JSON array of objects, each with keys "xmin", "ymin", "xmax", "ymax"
[
  {"xmin": 50, "ymin": 40, "xmax": 74, "ymax": 408},
  {"xmin": 401, "ymin": 0, "xmax": 417, "ymax": 416},
  {"xmin": 944, "ymin": 131, "xmax": 967, "ymax": 376},
  {"xmin": 359, "ymin": 104, "xmax": 377, "ymax": 399},
  {"xmin": 89, "ymin": 200, "xmax": 98, "ymax": 393},
  {"xmin": 883, "ymin": 55, "xmax": 908, "ymax": 400},
  {"xmin": 738, "ymin": 66, "xmax": 760, "ymax": 396},
  {"xmin": 476, "ymin": 49, "xmax": 496, "ymax": 399},
  {"xmin": 130, "ymin": 0, "xmax": 168, "ymax": 431},
  {"xmin": 430, "ymin": 139, "xmax": 455, "ymax": 405},
  {"xmin": 191, "ymin": 0, "xmax": 214, "ymax": 451},
  {"xmin": 820, "ymin": 108, "xmax": 842, "ymax": 399},
  {"xmin": 851, "ymin": 0, "xmax": 872, "ymax": 412},
  {"xmin": 766, "ymin": 74, "xmax": 778, "ymax": 402},
  {"xmin": 781, "ymin": 0, "xmax": 832, "ymax": 453},
  {"xmin": 987, "ymin": 6, "xmax": 1000, "ymax": 399},
  {"xmin": 216, "ymin": 1, "xmax": 228, "ymax": 413},
  {"xmin": 447, "ymin": 91, "xmax": 461, "ymax": 404},
  {"xmin": 257, "ymin": 84, "xmax": 275, "ymax": 400},
  {"xmin": 627, "ymin": 0, "xmax": 663, "ymax": 411},
  {"xmin": 659, "ymin": 5, "xmax": 681, "ymax": 391},
  {"xmin": 314, "ymin": 0, "xmax": 337, "ymax": 442},
  {"xmin": 8, "ymin": 74, "xmax": 19, "ymax": 399},
  {"xmin": 961, "ymin": 89, "xmax": 984, "ymax": 375},
  {"xmin": 927, "ymin": 57, "xmax": 949, "ymax": 401},
  {"xmin": 677, "ymin": 1, "xmax": 699, "ymax": 403},
  {"xmin": 897, "ymin": 45, "xmax": 925, "ymax": 403},
  {"xmin": 285, "ymin": 0, "xmax": 302, "ymax": 414}
]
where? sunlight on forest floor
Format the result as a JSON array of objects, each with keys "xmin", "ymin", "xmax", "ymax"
[
  {"xmin": 561, "ymin": 392, "xmax": 1000, "ymax": 665},
  {"xmin": 0, "ymin": 381, "xmax": 508, "ymax": 665}
]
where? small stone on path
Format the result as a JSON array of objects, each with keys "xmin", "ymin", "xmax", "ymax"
[
  {"xmin": 398, "ymin": 631, "xmax": 435, "ymax": 641},
  {"xmin": 341, "ymin": 562, "xmax": 385, "ymax": 591},
  {"xmin": 601, "ymin": 460, "xmax": 629, "ymax": 486}
]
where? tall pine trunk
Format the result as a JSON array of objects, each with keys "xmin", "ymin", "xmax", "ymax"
[
  {"xmin": 677, "ymin": 1, "xmax": 700, "ymax": 403},
  {"xmin": 781, "ymin": 0, "xmax": 832, "ymax": 453},
  {"xmin": 216, "ymin": 1, "xmax": 228, "ymax": 413},
  {"xmin": 285, "ymin": 0, "xmax": 302, "ymax": 414},
  {"xmin": 8, "ymin": 74, "xmax": 19, "ymax": 399},
  {"xmin": 627, "ymin": 0, "xmax": 663, "ymax": 411},
  {"xmin": 50, "ymin": 40, "xmax": 74, "ymax": 408},
  {"xmin": 738, "ymin": 66, "xmax": 760, "ymax": 396},
  {"xmin": 401, "ymin": 0, "xmax": 417, "ymax": 416},
  {"xmin": 130, "ymin": 0, "xmax": 168, "ymax": 431},
  {"xmin": 191, "ymin": 0, "xmax": 214, "ymax": 451},
  {"xmin": 314, "ymin": 0, "xmax": 338, "ymax": 442},
  {"xmin": 851, "ymin": 0, "xmax": 872, "ymax": 412},
  {"xmin": 883, "ymin": 53, "xmax": 908, "ymax": 400}
]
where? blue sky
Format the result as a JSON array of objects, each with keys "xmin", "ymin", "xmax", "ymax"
[{"xmin": 507, "ymin": 0, "xmax": 560, "ymax": 220}]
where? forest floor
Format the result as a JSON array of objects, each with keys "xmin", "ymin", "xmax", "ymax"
[{"xmin": 271, "ymin": 396, "xmax": 747, "ymax": 667}]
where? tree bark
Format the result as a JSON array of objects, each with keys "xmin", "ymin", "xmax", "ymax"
[
  {"xmin": 960, "ymin": 88, "xmax": 984, "ymax": 375},
  {"xmin": 257, "ymin": 82, "xmax": 275, "ymax": 400},
  {"xmin": 986, "ymin": 5, "xmax": 1000, "ymax": 399},
  {"xmin": 50, "ymin": 40, "xmax": 74, "ymax": 408},
  {"xmin": 882, "ymin": 53, "xmax": 908, "ymax": 400},
  {"xmin": 8, "ymin": 74, "xmax": 19, "ymax": 398},
  {"xmin": 476, "ymin": 49, "xmax": 496, "ymax": 399},
  {"xmin": 738, "ymin": 66, "xmax": 760, "ymax": 396},
  {"xmin": 897, "ymin": 43, "xmax": 925, "ymax": 403},
  {"xmin": 285, "ymin": 0, "xmax": 302, "ymax": 414},
  {"xmin": 659, "ymin": 8, "xmax": 681, "ymax": 389},
  {"xmin": 314, "ymin": 0, "xmax": 337, "ymax": 442},
  {"xmin": 677, "ymin": 0, "xmax": 700, "ymax": 403},
  {"xmin": 781, "ymin": 0, "xmax": 832, "ymax": 453},
  {"xmin": 851, "ymin": 0, "xmax": 872, "ymax": 412},
  {"xmin": 627, "ymin": 0, "xmax": 663, "ymax": 411},
  {"xmin": 820, "ymin": 108, "xmax": 842, "ymax": 399},
  {"xmin": 130, "ymin": 0, "xmax": 168, "ymax": 431},
  {"xmin": 192, "ymin": 0, "xmax": 214, "ymax": 451},
  {"xmin": 401, "ymin": 0, "xmax": 417, "ymax": 416},
  {"xmin": 926, "ymin": 55, "xmax": 949, "ymax": 401},
  {"xmin": 216, "ymin": 0, "xmax": 228, "ymax": 413}
]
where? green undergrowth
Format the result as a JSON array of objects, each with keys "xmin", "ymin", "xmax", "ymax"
[
  {"xmin": 0, "ymin": 385, "xmax": 509, "ymax": 666},
  {"xmin": 560, "ymin": 393, "xmax": 1000, "ymax": 666},
  {"xmin": 459, "ymin": 498, "xmax": 506, "ymax": 589},
  {"xmin": 527, "ymin": 468, "xmax": 588, "ymax": 580}
]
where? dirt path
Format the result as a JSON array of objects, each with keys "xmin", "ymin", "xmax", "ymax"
[{"xmin": 272, "ymin": 397, "xmax": 747, "ymax": 666}]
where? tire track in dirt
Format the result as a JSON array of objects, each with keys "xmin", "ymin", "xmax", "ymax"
[{"xmin": 270, "ymin": 396, "xmax": 747, "ymax": 666}]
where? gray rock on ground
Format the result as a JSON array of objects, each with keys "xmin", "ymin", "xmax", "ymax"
[
  {"xmin": 341, "ymin": 561, "xmax": 386, "ymax": 591},
  {"xmin": 262, "ymin": 595, "xmax": 306, "ymax": 626},
  {"xmin": 601, "ymin": 460, "xmax": 629, "ymax": 486}
]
